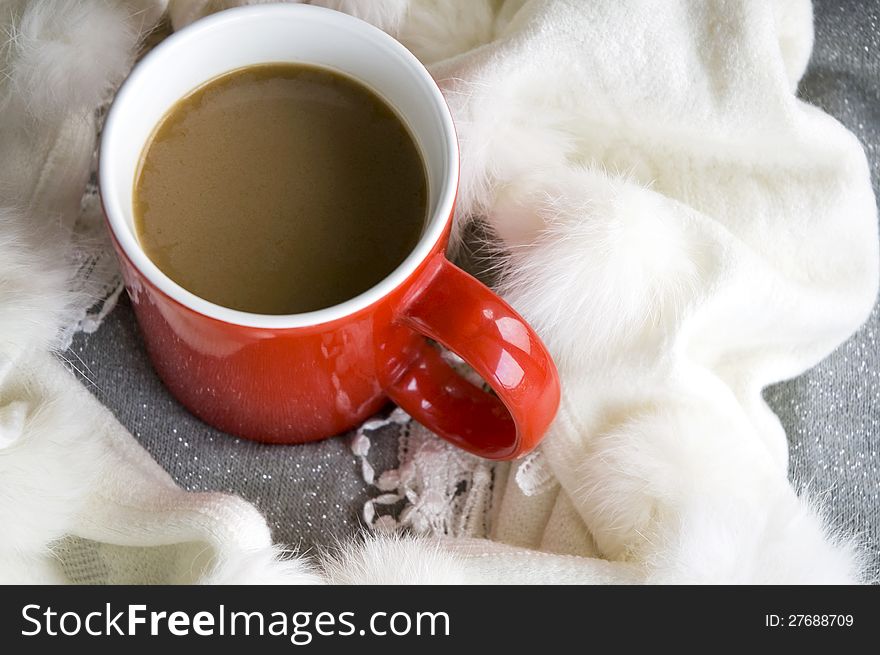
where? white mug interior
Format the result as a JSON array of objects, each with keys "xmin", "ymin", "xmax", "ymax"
[{"xmin": 100, "ymin": 4, "xmax": 457, "ymax": 329}]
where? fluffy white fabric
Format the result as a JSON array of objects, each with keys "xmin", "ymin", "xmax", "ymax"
[{"xmin": 0, "ymin": 0, "xmax": 876, "ymax": 584}]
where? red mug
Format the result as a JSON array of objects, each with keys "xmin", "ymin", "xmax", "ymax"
[{"xmin": 100, "ymin": 4, "xmax": 559, "ymax": 460}]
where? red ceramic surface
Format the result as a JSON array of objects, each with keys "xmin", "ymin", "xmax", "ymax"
[{"xmin": 111, "ymin": 224, "xmax": 559, "ymax": 460}]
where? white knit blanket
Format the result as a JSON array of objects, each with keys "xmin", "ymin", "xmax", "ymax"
[{"xmin": 1, "ymin": 0, "xmax": 876, "ymax": 584}]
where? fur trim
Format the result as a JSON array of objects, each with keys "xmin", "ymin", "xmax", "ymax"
[
  {"xmin": 0, "ymin": 210, "xmax": 82, "ymax": 363},
  {"xmin": 492, "ymin": 168, "xmax": 710, "ymax": 370},
  {"xmin": 311, "ymin": 0, "xmax": 412, "ymax": 37},
  {"xmin": 201, "ymin": 544, "xmax": 323, "ymax": 584},
  {"xmin": 320, "ymin": 535, "xmax": 466, "ymax": 584},
  {"xmin": 2, "ymin": 0, "xmax": 139, "ymax": 120},
  {"xmin": 573, "ymin": 394, "xmax": 862, "ymax": 583}
]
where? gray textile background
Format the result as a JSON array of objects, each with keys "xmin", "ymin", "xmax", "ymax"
[
  {"xmin": 69, "ymin": 301, "xmax": 399, "ymax": 552},
  {"xmin": 68, "ymin": 1, "xmax": 880, "ymax": 572}
]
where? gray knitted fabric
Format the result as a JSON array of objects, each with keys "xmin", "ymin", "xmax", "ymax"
[
  {"xmin": 68, "ymin": 0, "xmax": 880, "ymax": 572},
  {"xmin": 69, "ymin": 302, "xmax": 399, "ymax": 552}
]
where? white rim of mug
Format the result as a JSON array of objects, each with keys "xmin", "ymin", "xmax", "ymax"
[{"xmin": 100, "ymin": 4, "xmax": 458, "ymax": 329}]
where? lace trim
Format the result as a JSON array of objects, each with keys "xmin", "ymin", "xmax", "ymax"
[
  {"xmin": 514, "ymin": 449, "xmax": 556, "ymax": 497},
  {"xmin": 351, "ymin": 352, "xmax": 507, "ymax": 538},
  {"xmin": 59, "ymin": 183, "xmax": 124, "ymax": 352},
  {"xmin": 59, "ymin": 103, "xmax": 124, "ymax": 352},
  {"xmin": 352, "ymin": 410, "xmax": 499, "ymax": 538}
]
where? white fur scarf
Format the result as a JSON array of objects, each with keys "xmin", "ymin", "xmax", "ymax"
[{"xmin": 0, "ymin": 0, "xmax": 876, "ymax": 584}]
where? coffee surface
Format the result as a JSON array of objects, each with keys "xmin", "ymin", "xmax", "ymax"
[{"xmin": 134, "ymin": 63, "xmax": 427, "ymax": 314}]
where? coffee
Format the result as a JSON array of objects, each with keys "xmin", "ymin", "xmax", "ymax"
[{"xmin": 133, "ymin": 63, "xmax": 427, "ymax": 314}]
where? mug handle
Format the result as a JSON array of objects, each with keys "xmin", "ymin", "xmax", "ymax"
[{"xmin": 386, "ymin": 254, "xmax": 560, "ymax": 460}]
